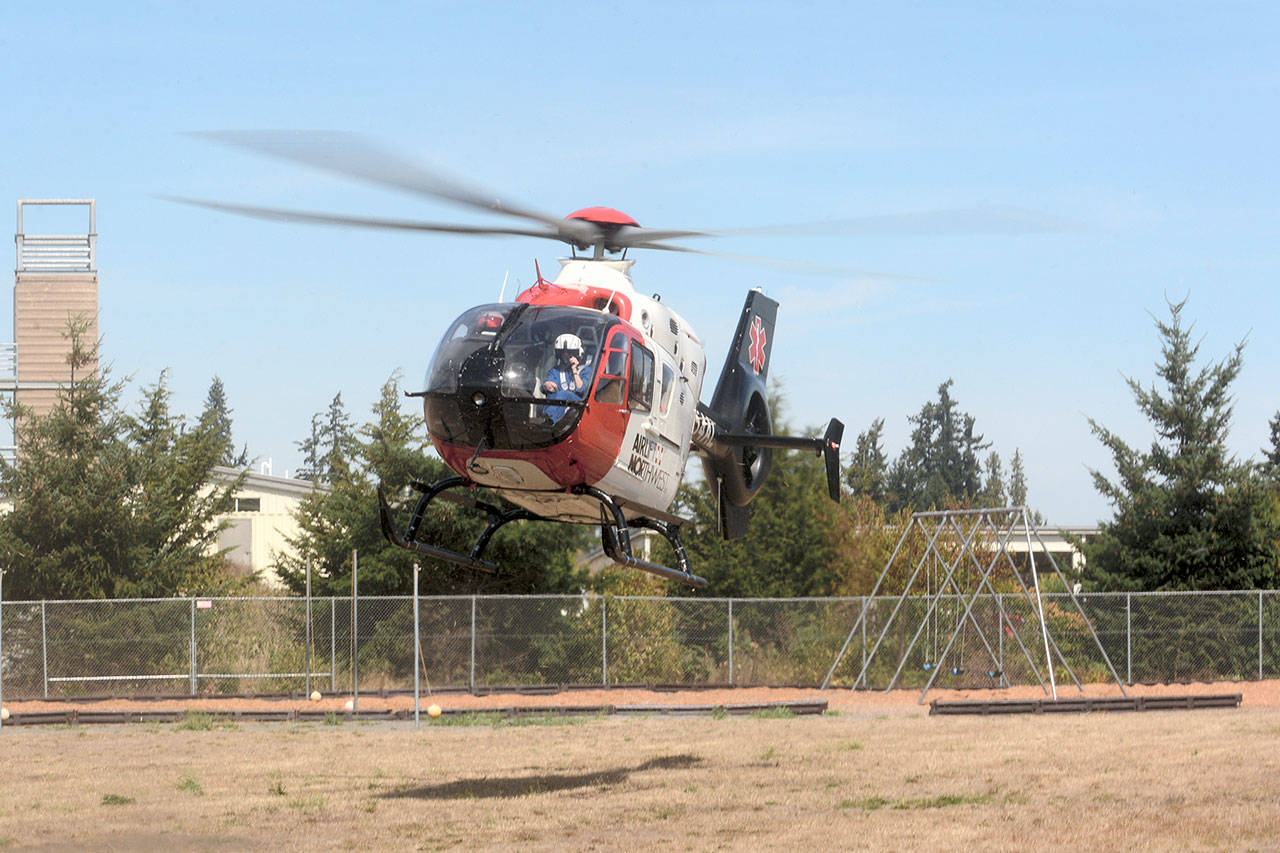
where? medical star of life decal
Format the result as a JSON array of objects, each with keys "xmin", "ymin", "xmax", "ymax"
[{"xmin": 747, "ymin": 315, "xmax": 767, "ymax": 374}]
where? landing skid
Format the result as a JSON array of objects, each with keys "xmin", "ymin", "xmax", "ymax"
[{"xmin": 377, "ymin": 479, "xmax": 708, "ymax": 588}]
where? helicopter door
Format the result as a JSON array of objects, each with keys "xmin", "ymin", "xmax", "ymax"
[{"xmin": 592, "ymin": 328, "xmax": 630, "ymax": 406}]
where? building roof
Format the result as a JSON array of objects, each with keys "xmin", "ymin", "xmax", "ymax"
[{"xmin": 211, "ymin": 466, "xmax": 330, "ymax": 498}]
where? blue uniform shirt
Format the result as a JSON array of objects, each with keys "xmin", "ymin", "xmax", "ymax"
[{"xmin": 543, "ymin": 360, "xmax": 594, "ymax": 422}]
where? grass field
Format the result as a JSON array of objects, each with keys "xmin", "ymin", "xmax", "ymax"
[{"xmin": 2, "ymin": 705, "xmax": 1278, "ymax": 850}]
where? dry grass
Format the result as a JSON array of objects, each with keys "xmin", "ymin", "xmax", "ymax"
[{"xmin": 1, "ymin": 707, "xmax": 1278, "ymax": 850}]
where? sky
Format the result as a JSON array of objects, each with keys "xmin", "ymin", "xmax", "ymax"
[{"xmin": 2, "ymin": 1, "xmax": 1277, "ymax": 525}]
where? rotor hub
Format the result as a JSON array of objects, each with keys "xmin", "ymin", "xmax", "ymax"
[
  {"xmin": 565, "ymin": 207, "xmax": 639, "ymax": 255},
  {"xmin": 565, "ymin": 207, "xmax": 639, "ymax": 227}
]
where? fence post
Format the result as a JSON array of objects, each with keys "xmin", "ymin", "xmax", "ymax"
[
  {"xmin": 41, "ymin": 600, "xmax": 48, "ymax": 699},
  {"xmin": 413, "ymin": 563, "xmax": 420, "ymax": 728},
  {"xmin": 1, "ymin": 568, "xmax": 5, "ymax": 729},
  {"xmin": 1260, "ymin": 590, "xmax": 1265, "ymax": 681},
  {"xmin": 727, "ymin": 599, "xmax": 734, "ymax": 686},
  {"xmin": 304, "ymin": 558, "xmax": 312, "ymax": 698},
  {"xmin": 351, "ymin": 549, "xmax": 359, "ymax": 713},
  {"xmin": 189, "ymin": 598, "xmax": 197, "ymax": 696},
  {"xmin": 1126, "ymin": 592, "xmax": 1132, "ymax": 685},
  {"xmin": 601, "ymin": 596, "xmax": 608, "ymax": 686},
  {"xmin": 861, "ymin": 597, "xmax": 867, "ymax": 680},
  {"xmin": 330, "ymin": 597, "xmax": 336, "ymax": 692},
  {"xmin": 997, "ymin": 593, "xmax": 1004, "ymax": 680},
  {"xmin": 469, "ymin": 595, "xmax": 477, "ymax": 693}
]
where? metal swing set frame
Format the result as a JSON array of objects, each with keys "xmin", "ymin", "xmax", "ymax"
[{"xmin": 822, "ymin": 506, "xmax": 1127, "ymax": 704}]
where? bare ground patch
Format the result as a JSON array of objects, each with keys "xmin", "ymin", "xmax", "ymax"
[{"xmin": 1, "ymin": 697, "xmax": 1278, "ymax": 850}]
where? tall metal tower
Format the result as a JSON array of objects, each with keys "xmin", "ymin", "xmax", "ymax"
[{"xmin": 9, "ymin": 199, "xmax": 98, "ymax": 440}]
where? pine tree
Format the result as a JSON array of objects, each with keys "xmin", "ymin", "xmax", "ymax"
[
  {"xmin": 844, "ymin": 418, "xmax": 888, "ymax": 503},
  {"xmin": 1009, "ymin": 450, "xmax": 1028, "ymax": 506},
  {"xmin": 1080, "ymin": 299, "xmax": 1280, "ymax": 590},
  {"xmin": 293, "ymin": 393, "xmax": 357, "ymax": 485},
  {"xmin": 200, "ymin": 375, "xmax": 248, "ymax": 467},
  {"xmin": 1263, "ymin": 411, "xmax": 1280, "ymax": 485},
  {"xmin": 1006, "ymin": 449, "xmax": 1044, "ymax": 524},
  {"xmin": 0, "ymin": 322, "xmax": 243, "ymax": 599},
  {"xmin": 981, "ymin": 451, "xmax": 1007, "ymax": 506},
  {"xmin": 321, "ymin": 392, "xmax": 357, "ymax": 483},
  {"xmin": 886, "ymin": 379, "xmax": 991, "ymax": 512},
  {"xmin": 295, "ymin": 413, "xmax": 324, "ymax": 481}
]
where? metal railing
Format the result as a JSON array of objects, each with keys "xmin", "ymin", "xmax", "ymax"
[
  {"xmin": 0, "ymin": 590, "xmax": 1277, "ymax": 700},
  {"xmin": 15, "ymin": 199, "xmax": 96, "ymax": 273}
]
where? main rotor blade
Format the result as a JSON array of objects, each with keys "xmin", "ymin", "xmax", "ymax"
[
  {"xmin": 630, "ymin": 241, "xmax": 939, "ymax": 282},
  {"xmin": 163, "ymin": 196, "xmax": 565, "ymax": 241},
  {"xmin": 191, "ymin": 130, "xmax": 598, "ymax": 243},
  {"xmin": 608, "ymin": 225, "xmax": 713, "ymax": 247},
  {"xmin": 710, "ymin": 205, "xmax": 1086, "ymax": 237}
]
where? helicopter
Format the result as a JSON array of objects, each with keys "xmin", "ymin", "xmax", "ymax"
[{"xmin": 175, "ymin": 132, "xmax": 846, "ymax": 588}]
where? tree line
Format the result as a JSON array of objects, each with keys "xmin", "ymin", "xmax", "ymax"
[{"xmin": 2, "ymin": 300, "xmax": 1278, "ymax": 600}]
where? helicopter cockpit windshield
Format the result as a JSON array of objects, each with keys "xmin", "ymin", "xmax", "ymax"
[{"xmin": 422, "ymin": 304, "xmax": 615, "ymax": 450}]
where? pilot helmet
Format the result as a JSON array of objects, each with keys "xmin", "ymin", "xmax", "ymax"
[{"xmin": 554, "ymin": 333, "xmax": 584, "ymax": 361}]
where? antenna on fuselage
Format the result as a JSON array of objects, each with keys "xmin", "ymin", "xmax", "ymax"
[{"xmin": 498, "ymin": 269, "xmax": 509, "ymax": 302}]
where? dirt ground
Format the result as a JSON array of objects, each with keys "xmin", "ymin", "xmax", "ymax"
[{"xmin": 2, "ymin": 682, "xmax": 1279, "ymax": 850}]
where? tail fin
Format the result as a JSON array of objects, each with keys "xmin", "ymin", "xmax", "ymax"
[
  {"xmin": 709, "ymin": 288, "xmax": 778, "ymax": 417},
  {"xmin": 698, "ymin": 290, "xmax": 779, "ymax": 538}
]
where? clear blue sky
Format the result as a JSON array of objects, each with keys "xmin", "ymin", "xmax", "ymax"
[{"xmin": 3, "ymin": 1, "xmax": 1277, "ymax": 524}]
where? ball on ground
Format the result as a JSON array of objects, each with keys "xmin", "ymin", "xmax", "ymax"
[
  {"xmin": 309, "ymin": 690, "xmax": 322, "ymax": 702},
  {"xmin": 0, "ymin": 707, "xmax": 9, "ymax": 721},
  {"xmin": 344, "ymin": 699, "xmax": 354, "ymax": 711},
  {"xmin": 427, "ymin": 703, "xmax": 442, "ymax": 718}
]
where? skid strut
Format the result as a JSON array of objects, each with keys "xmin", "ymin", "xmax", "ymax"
[
  {"xmin": 379, "ymin": 478, "xmax": 706, "ymax": 588},
  {"xmin": 378, "ymin": 477, "xmax": 540, "ymax": 574},
  {"xmin": 573, "ymin": 485, "xmax": 706, "ymax": 588}
]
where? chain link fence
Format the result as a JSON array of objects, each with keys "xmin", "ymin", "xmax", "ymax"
[{"xmin": 1, "ymin": 591, "xmax": 1279, "ymax": 699}]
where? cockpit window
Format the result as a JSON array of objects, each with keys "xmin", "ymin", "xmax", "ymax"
[{"xmin": 423, "ymin": 304, "xmax": 617, "ymax": 450}]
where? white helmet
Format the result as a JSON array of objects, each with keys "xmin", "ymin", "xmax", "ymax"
[{"xmin": 554, "ymin": 333, "xmax": 583, "ymax": 359}]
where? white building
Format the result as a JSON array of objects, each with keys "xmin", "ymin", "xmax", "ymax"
[{"xmin": 211, "ymin": 466, "xmax": 326, "ymax": 586}]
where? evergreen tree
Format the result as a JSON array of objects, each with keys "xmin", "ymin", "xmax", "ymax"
[
  {"xmin": 0, "ymin": 323, "xmax": 243, "ymax": 599},
  {"xmin": 275, "ymin": 373, "xmax": 588, "ymax": 596},
  {"xmin": 321, "ymin": 392, "xmax": 358, "ymax": 482},
  {"xmin": 295, "ymin": 412, "xmax": 324, "ymax": 481},
  {"xmin": 844, "ymin": 418, "xmax": 889, "ymax": 503},
  {"xmin": 1008, "ymin": 449, "xmax": 1028, "ymax": 507},
  {"xmin": 980, "ymin": 451, "xmax": 1007, "ymax": 506},
  {"xmin": 1006, "ymin": 449, "xmax": 1045, "ymax": 523},
  {"xmin": 886, "ymin": 379, "xmax": 990, "ymax": 511},
  {"xmin": 1080, "ymin": 299, "xmax": 1280, "ymax": 590},
  {"xmin": 1263, "ymin": 411, "xmax": 1280, "ymax": 485},
  {"xmin": 200, "ymin": 375, "xmax": 248, "ymax": 467},
  {"xmin": 293, "ymin": 393, "xmax": 357, "ymax": 485}
]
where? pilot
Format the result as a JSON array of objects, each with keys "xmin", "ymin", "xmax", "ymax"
[{"xmin": 542, "ymin": 333, "xmax": 594, "ymax": 422}]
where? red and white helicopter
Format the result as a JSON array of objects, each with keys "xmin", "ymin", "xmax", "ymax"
[{"xmin": 177, "ymin": 133, "xmax": 844, "ymax": 588}]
